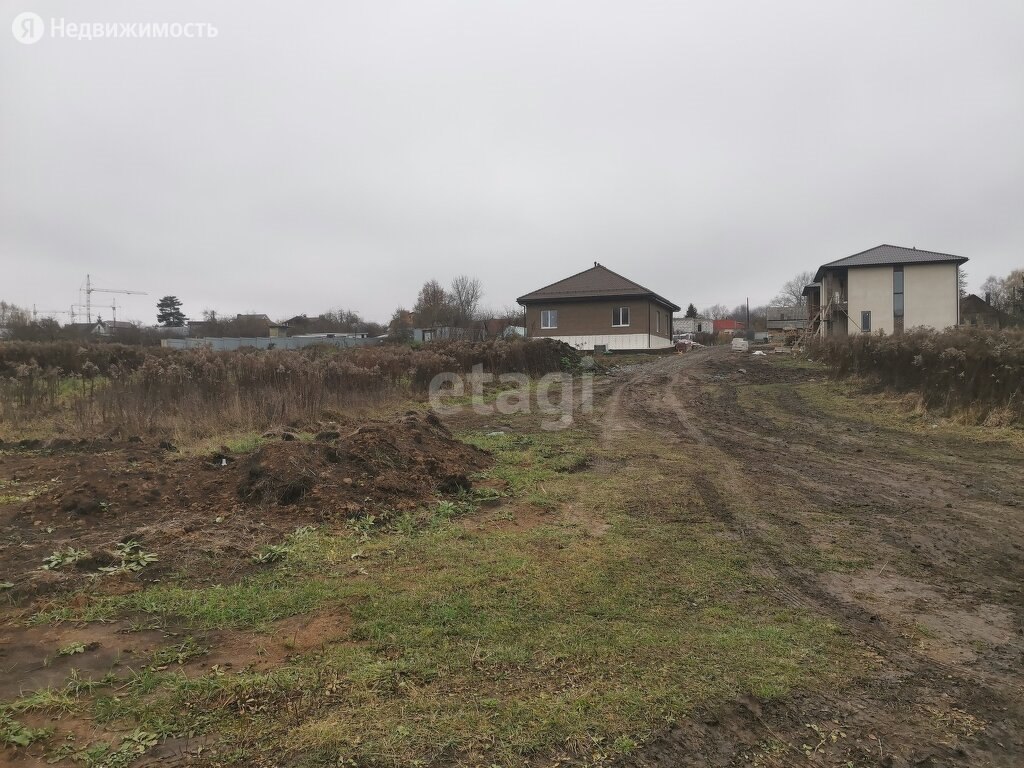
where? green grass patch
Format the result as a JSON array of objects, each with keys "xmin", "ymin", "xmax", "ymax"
[
  {"xmin": 769, "ymin": 355, "xmax": 825, "ymax": 371},
  {"xmin": 17, "ymin": 407, "xmax": 860, "ymax": 766},
  {"xmin": 35, "ymin": 573, "xmax": 345, "ymax": 630},
  {"xmin": 1, "ymin": 710, "xmax": 51, "ymax": 748}
]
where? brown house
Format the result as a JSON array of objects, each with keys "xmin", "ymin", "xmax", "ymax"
[
  {"xmin": 517, "ymin": 264, "xmax": 680, "ymax": 351},
  {"xmin": 960, "ymin": 293, "xmax": 1012, "ymax": 329}
]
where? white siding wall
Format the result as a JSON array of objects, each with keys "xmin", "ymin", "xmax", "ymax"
[
  {"xmin": 905, "ymin": 263, "xmax": 959, "ymax": 330},
  {"xmin": 846, "ymin": 266, "xmax": 894, "ymax": 334},
  {"xmin": 546, "ymin": 334, "xmax": 673, "ymax": 351},
  {"xmin": 672, "ymin": 317, "xmax": 714, "ymax": 335}
]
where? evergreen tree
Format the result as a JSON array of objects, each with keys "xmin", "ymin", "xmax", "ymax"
[{"xmin": 156, "ymin": 295, "xmax": 186, "ymax": 327}]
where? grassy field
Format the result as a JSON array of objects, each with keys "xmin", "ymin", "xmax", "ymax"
[{"xmin": 1, "ymin": 380, "xmax": 856, "ymax": 766}]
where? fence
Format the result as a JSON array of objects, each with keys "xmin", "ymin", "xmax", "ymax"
[{"xmin": 161, "ymin": 336, "xmax": 381, "ymax": 351}]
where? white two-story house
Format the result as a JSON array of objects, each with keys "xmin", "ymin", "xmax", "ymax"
[{"xmin": 803, "ymin": 245, "xmax": 967, "ymax": 337}]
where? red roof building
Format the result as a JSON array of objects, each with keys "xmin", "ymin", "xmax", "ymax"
[{"xmin": 713, "ymin": 319, "xmax": 745, "ymax": 334}]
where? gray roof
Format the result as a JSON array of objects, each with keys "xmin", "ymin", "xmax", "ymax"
[
  {"xmin": 767, "ymin": 306, "xmax": 807, "ymax": 321},
  {"xmin": 517, "ymin": 264, "xmax": 680, "ymax": 311},
  {"xmin": 814, "ymin": 244, "xmax": 967, "ymax": 282}
]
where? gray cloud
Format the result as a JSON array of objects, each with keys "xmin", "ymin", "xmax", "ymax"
[{"xmin": 3, "ymin": 0, "xmax": 1022, "ymax": 323}]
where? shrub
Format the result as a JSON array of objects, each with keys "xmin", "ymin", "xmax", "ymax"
[
  {"xmin": 0, "ymin": 339, "xmax": 575, "ymax": 438},
  {"xmin": 0, "ymin": 341, "xmax": 160, "ymax": 377},
  {"xmin": 809, "ymin": 328, "xmax": 1024, "ymax": 423}
]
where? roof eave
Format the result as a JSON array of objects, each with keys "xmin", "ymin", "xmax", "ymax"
[
  {"xmin": 814, "ymin": 255, "xmax": 968, "ymax": 283},
  {"xmin": 518, "ymin": 292, "xmax": 680, "ymax": 312}
]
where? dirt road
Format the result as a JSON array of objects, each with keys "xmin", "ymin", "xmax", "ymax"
[{"xmin": 606, "ymin": 347, "xmax": 1024, "ymax": 767}]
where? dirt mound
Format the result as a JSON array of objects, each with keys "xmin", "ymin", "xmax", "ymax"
[
  {"xmin": 236, "ymin": 412, "xmax": 488, "ymax": 510},
  {"xmin": 0, "ymin": 412, "xmax": 489, "ymax": 604}
]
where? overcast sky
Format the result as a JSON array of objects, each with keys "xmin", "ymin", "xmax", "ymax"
[{"xmin": 3, "ymin": 0, "xmax": 1023, "ymax": 324}]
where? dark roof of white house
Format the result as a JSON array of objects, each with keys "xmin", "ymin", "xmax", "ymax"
[
  {"xmin": 517, "ymin": 264, "xmax": 680, "ymax": 311},
  {"xmin": 814, "ymin": 244, "xmax": 968, "ymax": 282}
]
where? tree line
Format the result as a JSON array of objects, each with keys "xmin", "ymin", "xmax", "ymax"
[
  {"xmin": 979, "ymin": 269, "xmax": 1024, "ymax": 317},
  {"xmin": 388, "ymin": 275, "xmax": 524, "ymax": 340}
]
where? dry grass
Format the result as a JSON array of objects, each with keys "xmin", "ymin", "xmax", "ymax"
[
  {"xmin": 0, "ymin": 339, "xmax": 574, "ymax": 441},
  {"xmin": 810, "ymin": 328, "xmax": 1024, "ymax": 424}
]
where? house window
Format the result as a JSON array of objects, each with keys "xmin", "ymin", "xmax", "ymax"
[
  {"xmin": 656, "ymin": 312, "xmax": 661, "ymax": 333},
  {"xmin": 861, "ymin": 310, "xmax": 871, "ymax": 332},
  {"xmin": 612, "ymin": 307, "xmax": 630, "ymax": 327},
  {"xmin": 893, "ymin": 266, "xmax": 904, "ymax": 317},
  {"xmin": 540, "ymin": 310, "xmax": 558, "ymax": 329},
  {"xmin": 893, "ymin": 266, "xmax": 904, "ymax": 334}
]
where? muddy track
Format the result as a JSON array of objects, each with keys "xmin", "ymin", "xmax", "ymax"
[{"xmin": 603, "ymin": 348, "xmax": 1024, "ymax": 768}]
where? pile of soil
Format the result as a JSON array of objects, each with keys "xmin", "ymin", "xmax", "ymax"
[
  {"xmin": 235, "ymin": 411, "xmax": 488, "ymax": 511},
  {"xmin": 0, "ymin": 412, "xmax": 490, "ymax": 603}
]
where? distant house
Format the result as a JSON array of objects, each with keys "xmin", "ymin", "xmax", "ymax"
[
  {"xmin": 766, "ymin": 306, "xmax": 808, "ymax": 331},
  {"xmin": 283, "ymin": 314, "xmax": 314, "ymax": 332},
  {"xmin": 61, "ymin": 320, "xmax": 134, "ymax": 338},
  {"xmin": 517, "ymin": 264, "xmax": 679, "ymax": 351},
  {"xmin": 673, "ymin": 316, "xmax": 714, "ymax": 336},
  {"xmin": 233, "ymin": 313, "xmax": 273, "ymax": 336},
  {"xmin": 96, "ymin": 320, "xmax": 136, "ymax": 337},
  {"xmin": 413, "ymin": 326, "xmax": 484, "ymax": 343},
  {"xmin": 713, "ymin": 319, "xmax": 745, "ymax": 335},
  {"xmin": 960, "ymin": 293, "xmax": 1011, "ymax": 329},
  {"xmin": 292, "ymin": 332, "xmax": 369, "ymax": 339},
  {"xmin": 412, "ymin": 320, "xmax": 524, "ymax": 343},
  {"xmin": 66, "ymin": 321, "xmax": 104, "ymax": 337},
  {"xmin": 803, "ymin": 245, "xmax": 967, "ymax": 337},
  {"xmin": 187, "ymin": 320, "xmax": 213, "ymax": 338}
]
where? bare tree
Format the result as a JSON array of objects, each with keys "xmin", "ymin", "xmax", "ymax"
[
  {"xmin": 702, "ymin": 304, "xmax": 730, "ymax": 319},
  {"xmin": 499, "ymin": 303, "xmax": 525, "ymax": 327},
  {"xmin": 974, "ymin": 269, "xmax": 1024, "ymax": 317},
  {"xmin": 413, "ymin": 279, "xmax": 452, "ymax": 327},
  {"xmin": 981, "ymin": 274, "xmax": 1007, "ymax": 309},
  {"xmin": 771, "ymin": 271, "xmax": 815, "ymax": 309},
  {"xmin": 7, "ymin": 316, "xmax": 64, "ymax": 342},
  {"xmin": 389, "ymin": 306, "xmax": 414, "ymax": 341},
  {"xmin": 449, "ymin": 275, "xmax": 483, "ymax": 326},
  {"xmin": 0, "ymin": 300, "xmax": 30, "ymax": 326},
  {"xmin": 1001, "ymin": 269, "xmax": 1024, "ymax": 317}
]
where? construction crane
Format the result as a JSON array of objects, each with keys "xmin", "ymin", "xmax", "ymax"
[
  {"xmin": 81, "ymin": 274, "xmax": 147, "ymax": 323},
  {"xmin": 74, "ymin": 297, "xmax": 125, "ymax": 323},
  {"xmin": 32, "ymin": 305, "xmax": 76, "ymax": 321}
]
